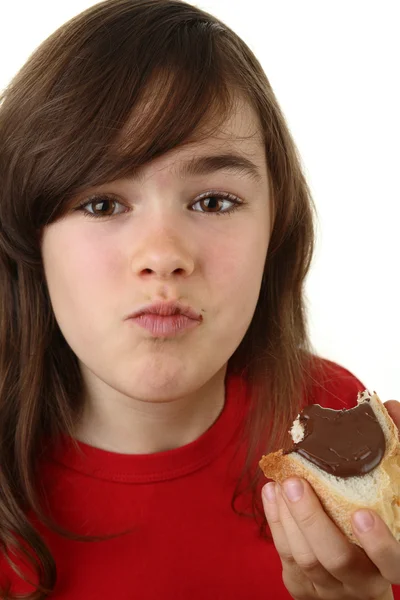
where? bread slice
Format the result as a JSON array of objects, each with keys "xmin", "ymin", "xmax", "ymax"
[{"xmin": 259, "ymin": 391, "xmax": 400, "ymax": 546}]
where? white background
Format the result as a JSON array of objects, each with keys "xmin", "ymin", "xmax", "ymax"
[{"xmin": 1, "ymin": 1, "xmax": 399, "ymax": 399}]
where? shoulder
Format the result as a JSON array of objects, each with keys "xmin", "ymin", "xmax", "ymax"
[{"xmin": 304, "ymin": 357, "xmax": 366, "ymax": 410}]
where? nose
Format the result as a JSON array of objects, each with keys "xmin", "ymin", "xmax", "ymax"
[{"xmin": 131, "ymin": 230, "xmax": 195, "ymax": 280}]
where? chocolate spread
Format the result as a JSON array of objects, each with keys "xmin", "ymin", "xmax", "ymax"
[{"xmin": 283, "ymin": 400, "xmax": 386, "ymax": 478}]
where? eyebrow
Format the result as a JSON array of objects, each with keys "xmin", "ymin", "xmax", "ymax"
[
  {"xmin": 178, "ymin": 153, "xmax": 263, "ymax": 183},
  {"xmin": 133, "ymin": 152, "xmax": 263, "ymax": 184}
]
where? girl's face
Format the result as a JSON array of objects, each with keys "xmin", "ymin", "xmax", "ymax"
[{"xmin": 41, "ymin": 100, "xmax": 272, "ymax": 403}]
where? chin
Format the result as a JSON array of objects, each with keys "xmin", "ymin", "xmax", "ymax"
[{"xmin": 118, "ymin": 357, "xmax": 197, "ymax": 401}]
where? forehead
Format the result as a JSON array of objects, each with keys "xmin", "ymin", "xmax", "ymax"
[
  {"xmin": 188, "ymin": 99, "xmax": 264, "ymax": 157},
  {"xmin": 199, "ymin": 96, "xmax": 263, "ymax": 143},
  {"xmin": 121, "ymin": 97, "xmax": 266, "ymax": 182}
]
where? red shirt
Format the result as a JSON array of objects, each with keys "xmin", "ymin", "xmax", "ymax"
[{"xmin": 1, "ymin": 359, "xmax": 399, "ymax": 599}]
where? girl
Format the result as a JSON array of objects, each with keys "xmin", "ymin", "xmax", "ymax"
[{"xmin": 0, "ymin": 1, "xmax": 399, "ymax": 598}]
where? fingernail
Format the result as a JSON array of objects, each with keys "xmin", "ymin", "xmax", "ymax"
[
  {"xmin": 353, "ymin": 510, "xmax": 375, "ymax": 533},
  {"xmin": 283, "ymin": 478, "xmax": 303, "ymax": 502},
  {"xmin": 263, "ymin": 482, "xmax": 276, "ymax": 503}
]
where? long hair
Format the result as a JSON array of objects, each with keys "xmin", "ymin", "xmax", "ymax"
[{"xmin": 0, "ymin": 0, "xmax": 325, "ymax": 597}]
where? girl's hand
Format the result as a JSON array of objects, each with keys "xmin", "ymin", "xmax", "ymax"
[{"xmin": 262, "ymin": 400, "xmax": 400, "ymax": 600}]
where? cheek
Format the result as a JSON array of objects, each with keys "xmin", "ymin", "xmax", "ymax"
[
  {"xmin": 41, "ymin": 214, "xmax": 268, "ymax": 340},
  {"xmin": 42, "ymin": 225, "xmax": 117, "ymax": 326},
  {"xmin": 205, "ymin": 224, "xmax": 268, "ymax": 326},
  {"xmin": 208, "ymin": 224, "xmax": 267, "ymax": 289}
]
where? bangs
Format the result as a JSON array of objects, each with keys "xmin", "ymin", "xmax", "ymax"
[
  {"xmin": 34, "ymin": 17, "xmax": 239, "ymax": 225},
  {"xmin": 85, "ymin": 63, "xmax": 235, "ymax": 189}
]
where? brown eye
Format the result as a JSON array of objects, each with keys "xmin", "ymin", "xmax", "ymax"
[
  {"xmin": 76, "ymin": 191, "xmax": 243, "ymax": 220},
  {"xmin": 198, "ymin": 197, "xmax": 222, "ymax": 212},
  {"xmin": 191, "ymin": 192, "xmax": 242, "ymax": 216},
  {"xmin": 77, "ymin": 195, "xmax": 127, "ymax": 219}
]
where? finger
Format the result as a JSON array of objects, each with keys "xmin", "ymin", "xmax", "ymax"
[
  {"xmin": 352, "ymin": 508, "xmax": 400, "ymax": 585},
  {"xmin": 262, "ymin": 483, "xmax": 315, "ymax": 598},
  {"xmin": 276, "ymin": 483, "xmax": 341, "ymax": 589},
  {"xmin": 384, "ymin": 400, "xmax": 400, "ymax": 429},
  {"xmin": 262, "ymin": 482, "xmax": 294, "ymax": 561},
  {"xmin": 281, "ymin": 478, "xmax": 382, "ymax": 588}
]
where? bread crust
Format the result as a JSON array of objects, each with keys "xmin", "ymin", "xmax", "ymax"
[{"xmin": 259, "ymin": 393, "xmax": 400, "ymax": 546}]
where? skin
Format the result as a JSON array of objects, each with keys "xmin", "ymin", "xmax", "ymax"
[
  {"xmin": 41, "ymin": 91, "xmax": 400, "ymax": 599},
  {"xmin": 262, "ymin": 400, "xmax": 400, "ymax": 599},
  {"xmin": 40, "ymin": 97, "xmax": 272, "ymax": 454}
]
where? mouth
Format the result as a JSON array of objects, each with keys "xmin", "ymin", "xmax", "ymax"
[
  {"xmin": 125, "ymin": 300, "xmax": 203, "ymax": 338},
  {"xmin": 129, "ymin": 313, "xmax": 201, "ymax": 337}
]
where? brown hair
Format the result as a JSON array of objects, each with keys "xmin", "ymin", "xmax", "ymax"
[{"xmin": 0, "ymin": 0, "xmax": 325, "ymax": 597}]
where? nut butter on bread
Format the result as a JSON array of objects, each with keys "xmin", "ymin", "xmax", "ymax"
[{"xmin": 259, "ymin": 390, "xmax": 400, "ymax": 546}]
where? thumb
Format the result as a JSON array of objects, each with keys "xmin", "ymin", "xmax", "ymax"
[{"xmin": 384, "ymin": 400, "xmax": 400, "ymax": 429}]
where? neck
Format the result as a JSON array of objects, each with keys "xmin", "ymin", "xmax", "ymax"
[{"xmin": 73, "ymin": 368, "xmax": 227, "ymax": 454}]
